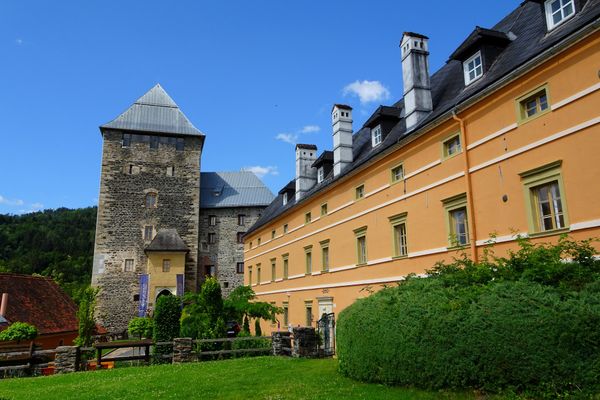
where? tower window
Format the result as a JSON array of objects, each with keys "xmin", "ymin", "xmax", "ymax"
[
  {"xmin": 166, "ymin": 166, "xmax": 174, "ymax": 177},
  {"xmin": 145, "ymin": 192, "xmax": 157, "ymax": 208},
  {"xmin": 208, "ymin": 233, "xmax": 216, "ymax": 244},
  {"xmin": 124, "ymin": 259, "xmax": 134, "ymax": 272},
  {"xmin": 209, "ymin": 215, "xmax": 217, "ymax": 226},
  {"xmin": 162, "ymin": 259, "xmax": 171, "ymax": 272},
  {"xmin": 237, "ymin": 232, "xmax": 245, "ymax": 244},
  {"xmin": 238, "ymin": 214, "xmax": 246, "ymax": 226},
  {"xmin": 144, "ymin": 225, "xmax": 153, "ymax": 241}
]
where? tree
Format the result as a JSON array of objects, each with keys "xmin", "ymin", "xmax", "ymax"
[
  {"xmin": 74, "ymin": 286, "xmax": 98, "ymax": 347},
  {"xmin": 0, "ymin": 322, "xmax": 38, "ymax": 343},
  {"xmin": 127, "ymin": 317, "xmax": 153, "ymax": 339},
  {"xmin": 224, "ymin": 285, "xmax": 281, "ymax": 335},
  {"xmin": 153, "ymin": 295, "xmax": 181, "ymax": 362},
  {"xmin": 181, "ymin": 277, "xmax": 226, "ymax": 339}
]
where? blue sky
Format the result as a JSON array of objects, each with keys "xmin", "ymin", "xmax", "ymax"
[{"xmin": 0, "ymin": 0, "xmax": 521, "ymax": 214}]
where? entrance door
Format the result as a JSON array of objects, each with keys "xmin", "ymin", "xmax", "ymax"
[{"xmin": 317, "ymin": 297, "xmax": 335, "ymax": 356}]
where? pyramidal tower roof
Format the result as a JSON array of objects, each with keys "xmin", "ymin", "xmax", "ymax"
[{"xmin": 100, "ymin": 84, "xmax": 204, "ymax": 137}]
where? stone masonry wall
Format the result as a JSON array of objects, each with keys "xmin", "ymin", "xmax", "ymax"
[
  {"xmin": 199, "ymin": 206, "xmax": 263, "ymax": 296},
  {"xmin": 92, "ymin": 130, "xmax": 202, "ymax": 333}
]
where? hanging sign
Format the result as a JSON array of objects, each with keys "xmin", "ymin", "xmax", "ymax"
[{"xmin": 138, "ymin": 274, "xmax": 149, "ymax": 317}]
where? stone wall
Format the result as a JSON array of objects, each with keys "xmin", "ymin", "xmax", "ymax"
[
  {"xmin": 54, "ymin": 346, "xmax": 79, "ymax": 374},
  {"xmin": 92, "ymin": 130, "xmax": 202, "ymax": 333},
  {"xmin": 271, "ymin": 331, "xmax": 292, "ymax": 356},
  {"xmin": 198, "ymin": 206, "xmax": 263, "ymax": 296},
  {"xmin": 292, "ymin": 327, "xmax": 318, "ymax": 358}
]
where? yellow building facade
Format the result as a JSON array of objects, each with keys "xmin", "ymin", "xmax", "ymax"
[{"xmin": 244, "ymin": 1, "xmax": 600, "ymax": 332}]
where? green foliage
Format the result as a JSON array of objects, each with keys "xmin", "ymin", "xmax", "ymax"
[
  {"xmin": 337, "ymin": 237, "xmax": 600, "ymax": 398},
  {"xmin": 74, "ymin": 286, "xmax": 98, "ymax": 347},
  {"xmin": 153, "ymin": 295, "xmax": 181, "ymax": 361},
  {"xmin": 127, "ymin": 317, "xmax": 153, "ymax": 339},
  {"xmin": 0, "ymin": 322, "xmax": 38, "ymax": 342},
  {"xmin": 242, "ymin": 315, "xmax": 250, "ymax": 334},
  {"xmin": 254, "ymin": 318, "xmax": 262, "ymax": 337},
  {"xmin": 231, "ymin": 332, "xmax": 270, "ymax": 357},
  {"xmin": 0, "ymin": 207, "xmax": 96, "ymax": 302},
  {"xmin": 223, "ymin": 285, "xmax": 281, "ymax": 325},
  {"xmin": 181, "ymin": 277, "xmax": 225, "ymax": 340}
]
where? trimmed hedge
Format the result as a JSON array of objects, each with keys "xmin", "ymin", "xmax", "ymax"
[{"xmin": 337, "ymin": 238, "xmax": 600, "ymax": 397}]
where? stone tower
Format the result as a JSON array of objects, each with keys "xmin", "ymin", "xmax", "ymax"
[{"xmin": 92, "ymin": 84, "xmax": 204, "ymax": 333}]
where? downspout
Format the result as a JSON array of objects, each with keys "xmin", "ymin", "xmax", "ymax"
[{"xmin": 452, "ymin": 109, "xmax": 478, "ymax": 262}]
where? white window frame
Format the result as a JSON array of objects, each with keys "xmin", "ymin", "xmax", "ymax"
[
  {"xmin": 463, "ymin": 51, "xmax": 483, "ymax": 86},
  {"xmin": 283, "ymin": 192, "xmax": 288, "ymax": 206},
  {"xmin": 371, "ymin": 125, "xmax": 382, "ymax": 147},
  {"xmin": 317, "ymin": 167, "xmax": 325, "ymax": 183},
  {"xmin": 544, "ymin": 0, "xmax": 576, "ymax": 30}
]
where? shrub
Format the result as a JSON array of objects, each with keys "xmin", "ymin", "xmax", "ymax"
[
  {"xmin": 0, "ymin": 322, "xmax": 38, "ymax": 342},
  {"xmin": 337, "ymin": 238, "xmax": 600, "ymax": 397},
  {"xmin": 153, "ymin": 295, "xmax": 181, "ymax": 362},
  {"xmin": 231, "ymin": 331, "xmax": 270, "ymax": 358},
  {"xmin": 127, "ymin": 317, "xmax": 153, "ymax": 339},
  {"xmin": 74, "ymin": 286, "xmax": 98, "ymax": 347},
  {"xmin": 254, "ymin": 319, "xmax": 262, "ymax": 337}
]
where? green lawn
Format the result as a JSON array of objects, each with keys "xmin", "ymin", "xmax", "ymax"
[{"xmin": 0, "ymin": 357, "xmax": 487, "ymax": 400}]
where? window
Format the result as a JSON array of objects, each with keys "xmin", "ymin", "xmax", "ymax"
[
  {"xmin": 442, "ymin": 134, "xmax": 462, "ymax": 159},
  {"xmin": 126, "ymin": 164, "xmax": 140, "ymax": 175},
  {"xmin": 354, "ymin": 227, "xmax": 368, "ymax": 265},
  {"xmin": 443, "ymin": 194, "xmax": 469, "ymax": 247},
  {"xmin": 520, "ymin": 161, "xmax": 569, "ymax": 234},
  {"xmin": 283, "ymin": 302, "xmax": 289, "ymax": 326},
  {"xmin": 144, "ymin": 225, "xmax": 153, "ymax": 241},
  {"xmin": 257, "ymin": 237, "xmax": 261, "ymax": 246},
  {"xmin": 271, "ymin": 259, "xmax": 276, "ymax": 282},
  {"xmin": 122, "ymin": 133, "xmax": 131, "ymax": 147},
  {"xmin": 150, "ymin": 136, "xmax": 159, "ymax": 149},
  {"xmin": 124, "ymin": 259, "xmax": 134, "ymax": 272},
  {"xmin": 248, "ymin": 267, "xmax": 253, "ymax": 285},
  {"xmin": 201, "ymin": 242, "xmax": 209, "ymax": 252},
  {"xmin": 238, "ymin": 214, "xmax": 246, "ymax": 226},
  {"xmin": 145, "ymin": 192, "xmax": 157, "ymax": 208},
  {"xmin": 283, "ymin": 192, "xmax": 288, "ymax": 206},
  {"xmin": 208, "ymin": 233, "xmax": 216, "ymax": 244},
  {"xmin": 317, "ymin": 167, "xmax": 325, "ymax": 183},
  {"xmin": 391, "ymin": 164, "xmax": 405, "ymax": 183},
  {"xmin": 517, "ymin": 85, "xmax": 550, "ymax": 123},
  {"xmin": 176, "ymin": 138, "xmax": 185, "ymax": 151},
  {"xmin": 305, "ymin": 246, "xmax": 313, "ymax": 275},
  {"xmin": 355, "ymin": 184, "xmax": 365, "ymax": 200},
  {"xmin": 389, "ymin": 213, "xmax": 408, "ymax": 258},
  {"xmin": 237, "ymin": 232, "xmax": 245, "ymax": 244},
  {"xmin": 209, "ymin": 215, "xmax": 217, "ymax": 226},
  {"xmin": 320, "ymin": 240, "xmax": 330, "ymax": 272},
  {"xmin": 321, "ymin": 203, "xmax": 328, "ymax": 216},
  {"xmin": 205, "ymin": 265, "xmax": 215, "ymax": 277},
  {"xmin": 282, "ymin": 254, "xmax": 289, "ymax": 279},
  {"xmin": 283, "ymin": 224, "xmax": 288, "ymax": 234},
  {"xmin": 223, "ymin": 282, "xmax": 229, "ymax": 289},
  {"xmin": 166, "ymin": 166, "xmax": 174, "ymax": 177},
  {"xmin": 463, "ymin": 51, "xmax": 483, "ymax": 85},
  {"xmin": 305, "ymin": 302, "xmax": 313, "ymax": 327},
  {"xmin": 371, "ymin": 125, "xmax": 382, "ymax": 147},
  {"xmin": 236, "ymin": 262, "xmax": 244, "ymax": 274},
  {"xmin": 271, "ymin": 230, "xmax": 276, "ymax": 239},
  {"xmin": 162, "ymin": 259, "xmax": 171, "ymax": 273},
  {"xmin": 545, "ymin": 0, "xmax": 575, "ymax": 29},
  {"xmin": 305, "ymin": 212, "xmax": 312, "ymax": 224},
  {"xmin": 257, "ymin": 264, "xmax": 261, "ymax": 284}
]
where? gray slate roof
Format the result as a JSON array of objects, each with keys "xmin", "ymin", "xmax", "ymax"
[
  {"xmin": 145, "ymin": 229, "xmax": 189, "ymax": 252},
  {"xmin": 200, "ymin": 172, "xmax": 274, "ymax": 208},
  {"xmin": 101, "ymin": 84, "xmax": 205, "ymax": 137},
  {"xmin": 247, "ymin": 0, "xmax": 600, "ymax": 235}
]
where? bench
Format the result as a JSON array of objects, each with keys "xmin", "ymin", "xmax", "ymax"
[{"xmin": 0, "ymin": 342, "xmax": 39, "ymax": 371}]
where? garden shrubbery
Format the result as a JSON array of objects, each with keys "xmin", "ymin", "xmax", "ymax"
[{"xmin": 337, "ymin": 237, "xmax": 600, "ymax": 398}]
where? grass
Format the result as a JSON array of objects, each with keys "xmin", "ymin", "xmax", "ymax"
[{"xmin": 0, "ymin": 356, "xmax": 487, "ymax": 400}]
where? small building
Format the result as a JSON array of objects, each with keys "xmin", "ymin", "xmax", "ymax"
[{"xmin": 0, "ymin": 274, "xmax": 78, "ymax": 349}]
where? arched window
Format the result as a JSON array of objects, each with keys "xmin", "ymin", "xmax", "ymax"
[{"xmin": 145, "ymin": 192, "xmax": 157, "ymax": 208}]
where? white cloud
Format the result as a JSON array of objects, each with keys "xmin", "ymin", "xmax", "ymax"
[
  {"xmin": 0, "ymin": 195, "xmax": 24, "ymax": 206},
  {"xmin": 30, "ymin": 203, "xmax": 44, "ymax": 210},
  {"xmin": 275, "ymin": 133, "xmax": 298, "ymax": 144},
  {"xmin": 242, "ymin": 166, "xmax": 279, "ymax": 178},
  {"xmin": 343, "ymin": 80, "xmax": 390, "ymax": 104},
  {"xmin": 300, "ymin": 125, "xmax": 320, "ymax": 134},
  {"xmin": 15, "ymin": 38, "xmax": 23, "ymax": 45}
]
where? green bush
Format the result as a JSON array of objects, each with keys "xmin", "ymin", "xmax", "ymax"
[
  {"xmin": 231, "ymin": 331, "xmax": 270, "ymax": 358},
  {"xmin": 0, "ymin": 322, "xmax": 38, "ymax": 342},
  {"xmin": 153, "ymin": 295, "xmax": 181, "ymax": 362},
  {"xmin": 337, "ymin": 237, "xmax": 600, "ymax": 398},
  {"xmin": 127, "ymin": 317, "xmax": 153, "ymax": 339},
  {"xmin": 74, "ymin": 286, "xmax": 98, "ymax": 347}
]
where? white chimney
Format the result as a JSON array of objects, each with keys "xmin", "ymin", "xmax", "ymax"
[
  {"xmin": 401, "ymin": 32, "xmax": 432, "ymax": 130},
  {"xmin": 0, "ymin": 293, "xmax": 7, "ymax": 317},
  {"xmin": 332, "ymin": 104, "xmax": 353, "ymax": 177},
  {"xmin": 295, "ymin": 144, "xmax": 318, "ymax": 201}
]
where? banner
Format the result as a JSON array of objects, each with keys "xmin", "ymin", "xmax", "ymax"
[
  {"xmin": 176, "ymin": 274, "xmax": 185, "ymax": 297},
  {"xmin": 138, "ymin": 274, "xmax": 149, "ymax": 317}
]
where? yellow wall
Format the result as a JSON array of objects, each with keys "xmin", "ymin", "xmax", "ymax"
[
  {"xmin": 244, "ymin": 31, "xmax": 600, "ymax": 333},
  {"xmin": 146, "ymin": 251, "xmax": 186, "ymax": 306}
]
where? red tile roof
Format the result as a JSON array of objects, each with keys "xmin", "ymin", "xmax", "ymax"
[{"xmin": 0, "ymin": 274, "xmax": 78, "ymax": 335}]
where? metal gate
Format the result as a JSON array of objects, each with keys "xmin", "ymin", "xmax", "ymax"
[{"xmin": 317, "ymin": 312, "xmax": 335, "ymax": 356}]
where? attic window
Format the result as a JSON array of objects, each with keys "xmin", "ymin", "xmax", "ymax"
[
  {"xmin": 371, "ymin": 125, "xmax": 382, "ymax": 147},
  {"xmin": 545, "ymin": 0, "xmax": 575, "ymax": 30},
  {"xmin": 463, "ymin": 51, "xmax": 483, "ymax": 85},
  {"xmin": 317, "ymin": 167, "xmax": 325, "ymax": 183},
  {"xmin": 283, "ymin": 192, "xmax": 288, "ymax": 205}
]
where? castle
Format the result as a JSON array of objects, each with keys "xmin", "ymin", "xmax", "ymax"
[{"xmin": 91, "ymin": 84, "xmax": 273, "ymax": 333}]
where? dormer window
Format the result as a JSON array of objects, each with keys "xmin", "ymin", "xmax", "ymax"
[
  {"xmin": 371, "ymin": 125, "xmax": 382, "ymax": 147},
  {"xmin": 317, "ymin": 167, "xmax": 325, "ymax": 184},
  {"xmin": 283, "ymin": 192, "xmax": 288, "ymax": 206},
  {"xmin": 463, "ymin": 51, "xmax": 483, "ymax": 85},
  {"xmin": 545, "ymin": 0, "xmax": 575, "ymax": 30}
]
